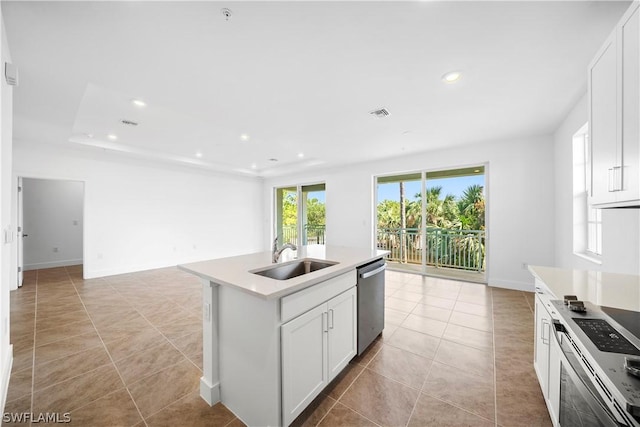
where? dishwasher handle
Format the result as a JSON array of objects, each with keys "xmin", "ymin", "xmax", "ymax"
[{"xmin": 360, "ymin": 264, "xmax": 386, "ymax": 279}]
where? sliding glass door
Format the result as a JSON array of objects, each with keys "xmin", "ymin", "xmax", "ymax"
[
  {"xmin": 275, "ymin": 183, "xmax": 326, "ymax": 246},
  {"xmin": 376, "ymin": 166, "xmax": 486, "ymax": 282}
]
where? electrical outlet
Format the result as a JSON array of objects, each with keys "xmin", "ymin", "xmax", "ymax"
[
  {"xmin": 203, "ymin": 303, "xmax": 210, "ymax": 321},
  {"xmin": 521, "ymin": 262, "xmax": 528, "ymax": 270},
  {"xmin": 53, "ymin": 247, "xmax": 59, "ymax": 253},
  {"xmin": 72, "ymin": 220, "xmax": 79, "ymax": 226}
]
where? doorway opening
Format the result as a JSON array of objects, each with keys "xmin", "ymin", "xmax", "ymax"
[
  {"xmin": 18, "ymin": 177, "xmax": 85, "ymax": 287},
  {"xmin": 375, "ymin": 166, "xmax": 487, "ymax": 283},
  {"xmin": 274, "ymin": 183, "xmax": 326, "ymax": 246}
]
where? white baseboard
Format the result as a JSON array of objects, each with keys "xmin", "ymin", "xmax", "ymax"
[
  {"xmin": 488, "ymin": 278, "xmax": 535, "ymax": 292},
  {"xmin": 24, "ymin": 259, "xmax": 82, "ymax": 271},
  {"xmin": 1, "ymin": 344, "xmax": 14, "ymax": 413}
]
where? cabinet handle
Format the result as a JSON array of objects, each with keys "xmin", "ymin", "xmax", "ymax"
[
  {"xmin": 329, "ymin": 309, "xmax": 334, "ymax": 329},
  {"xmin": 608, "ymin": 166, "xmax": 623, "ymax": 192},
  {"xmin": 541, "ymin": 318, "xmax": 550, "ymax": 345},
  {"xmin": 322, "ymin": 312, "xmax": 328, "ymax": 333}
]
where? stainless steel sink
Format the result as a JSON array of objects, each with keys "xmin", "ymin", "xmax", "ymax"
[{"xmin": 251, "ymin": 258, "xmax": 339, "ymax": 280}]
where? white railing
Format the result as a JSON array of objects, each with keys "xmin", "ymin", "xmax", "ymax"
[{"xmin": 377, "ymin": 227, "xmax": 485, "ymax": 272}]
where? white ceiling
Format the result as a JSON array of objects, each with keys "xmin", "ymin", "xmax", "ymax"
[{"xmin": 2, "ymin": 1, "xmax": 631, "ymax": 177}]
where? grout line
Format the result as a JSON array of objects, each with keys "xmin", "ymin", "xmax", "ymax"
[
  {"xmin": 490, "ymin": 287, "xmax": 499, "ymax": 427},
  {"xmin": 65, "ymin": 266, "xmax": 149, "ymax": 427},
  {"xmin": 29, "ymin": 269, "xmax": 39, "ymax": 427}
]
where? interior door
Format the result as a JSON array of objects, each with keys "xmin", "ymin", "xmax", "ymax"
[{"xmin": 17, "ymin": 177, "xmax": 24, "ymax": 287}]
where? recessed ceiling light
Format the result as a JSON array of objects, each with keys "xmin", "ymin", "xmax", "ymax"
[
  {"xmin": 240, "ymin": 133, "xmax": 250, "ymax": 142},
  {"xmin": 196, "ymin": 151, "xmax": 203, "ymax": 158},
  {"xmin": 107, "ymin": 134, "xmax": 118, "ymax": 141},
  {"xmin": 297, "ymin": 153, "xmax": 304, "ymax": 159},
  {"xmin": 474, "ymin": 169, "xmax": 481, "ymax": 173},
  {"xmin": 442, "ymin": 71, "xmax": 462, "ymax": 83},
  {"xmin": 251, "ymin": 163, "xmax": 257, "ymax": 169},
  {"xmin": 131, "ymin": 99, "xmax": 146, "ymax": 107}
]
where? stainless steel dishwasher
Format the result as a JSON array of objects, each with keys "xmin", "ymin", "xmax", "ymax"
[{"xmin": 357, "ymin": 258, "xmax": 386, "ymax": 355}]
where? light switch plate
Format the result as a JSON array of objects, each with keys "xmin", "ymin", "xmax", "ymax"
[{"xmin": 203, "ymin": 303, "xmax": 211, "ymax": 321}]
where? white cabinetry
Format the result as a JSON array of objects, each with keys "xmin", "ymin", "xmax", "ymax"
[
  {"xmin": 534, "ymin": 295, "xmax": 552, "ymax": 396},
  {"xmin": 589, "ymin": 2, "xmax": 640, "ymax": 207},
  {"xmin": 534, "ymin": 289, "xmax": 561, "ymax": 427},
  {"xmin": 281, "ymin": 287, "xmax": 356, "ymax": 426}
]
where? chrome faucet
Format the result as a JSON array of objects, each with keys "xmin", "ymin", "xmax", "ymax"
[{"xmin": 272, "ymin": 237, "xmax": 297, "ymax": 263}]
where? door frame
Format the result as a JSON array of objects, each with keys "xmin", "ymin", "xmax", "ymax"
[
  {"xmin": 373, "ymin": 162, "xmax": 490, "ymax": 282},
  {"xmin": 14, "ymin": 174, "xmax": 87, "ymax": 288}
]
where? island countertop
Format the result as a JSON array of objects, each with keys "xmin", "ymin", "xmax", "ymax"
[
  {"xmin": 529, "ymin": 265, "xmax": 640, "ymax": 312},
  {"xmin": 179, "ymin": 245, "xmax": 388, "ymax": 299}
]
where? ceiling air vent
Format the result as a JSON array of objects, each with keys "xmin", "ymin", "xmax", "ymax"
[
  {"xmin": 121, "ymin": 119, "xmax": 139, "ymax": 126},
  {"xmin": 369, "ymin": 108, "xmax": 390, "ymax": 118}
]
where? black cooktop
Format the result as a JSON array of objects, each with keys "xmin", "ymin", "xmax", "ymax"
[{"xmin": 573, "ymin": 318, "xmax": 640, "ymax": 356}]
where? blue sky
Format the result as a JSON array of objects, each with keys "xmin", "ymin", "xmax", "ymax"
[{"xmin": 377, "ymin": 175, "xmax": 485, "ymax": 202}]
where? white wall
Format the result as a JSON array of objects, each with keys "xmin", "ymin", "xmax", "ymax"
[
  {"xmin": 554, "ymin": 94, "xmax": 640, "ymax": 275},
  {"xmin": 22, "ymin": 178, "xmax": 84, "ymax": 270},
  {"xmin": 13, "ymin": 142, "xmax": 264, "ymax": 279},
  {"xmin": 263, "ymin": 135, "xmax": 557, "ymax": 291},
  {"xmin": 0, "ymin": 10, "xmax": 13, "ymax": 414}
]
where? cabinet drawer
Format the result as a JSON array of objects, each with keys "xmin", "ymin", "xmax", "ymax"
[{"xmin": 281, "ymin": 270, "xmax": 356, "ymax": 323}]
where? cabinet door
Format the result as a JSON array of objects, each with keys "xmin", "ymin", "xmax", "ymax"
[
  {"xmin": 589, "ymin": 31, "xmax": 619, "ymax": 205},
  {"xmin": 281, "ymin": 303, "xmax": 328, "ymax": 426},
  {"xmin": 534, "ymin": 296, "xmax": 552, "ymax": 399},
  {"xmin": 621, "ymin": 3, "xmax": 640, "ymax": 204},
  {"xmin": 327, "ymin": 287, "xmax": 357, "ymax": 382}
]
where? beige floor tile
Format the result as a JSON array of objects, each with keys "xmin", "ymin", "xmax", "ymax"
[
  {"xmin": 34, "ymin": 345, "xmax": 112, "ymax": 390},
  {"xmin": 401, "ymin": 314, "xmax": 448, "ymax": 338},
  {"xmin": 442, "ymin": 323, "xmax": 494, "ymax": 352},
  {"xmin": 69, "ymin": 388, "xmax": 143, "ymax": 427},
  {"xmin": 115, "ymin": 340, "xmax": 186, "ymax": 385},
  {"xmin": 408, "ymin": 393, "xmax": 494, "ymax": 427},
  {"xmin": 103, "ymin": 328, "xmax": 168, "ymax": 362},
  {"xmin": 145, "ymin": 390, "xmax": 236, "ymax": 427},
  {"xmin": 127, "ymin": 359, "xmax": 201, "ymax": 417},
  {"xmin": 385, "ymin": 307, "xmax": 409, "ymax": 325},
  {"xmin": 34, "ymin": 331, "xmax": 103, "ymax": 365},
  {"xmin": 453, "ymin": 300, "xmax": 491, "ymax": 317},
  {"xmin": 290, "ymin": 392, "xmax": 336, "ymax": 427},
  {"xmin": 410, "ymin": 303, "xmax": 452, "ymax": 322},
  {"xmin": 317, "ymin": 402, "xmax": 376, "ymax": 427},
  {"xmin": 385, "ymin": 297, "xmax": 419, "ymax": 313},
  {"xmin": 421, "ymin": 294, "xmax": 457, "ymax": 310},
  {"xmin": 323, "ymin": 362, "xmax": 364, "ymax": 400},
  {"xmin": 422, "ymin": 361, "xmax": 495, "ymax": 420},
  {"xmin": 339, "ymin": 369, "xmax": 419, "ymax": 427},
  {"xmin": 386, "ymin": 327, "xmax": 441, "ymax": 359},
  {"xmin": 434, "ymin": 340, "xmax": 494, "ymax": 379},
  {"xmin": 32, "ymin": 364, "xmax": 124, "ymax": 414},
  {"xmin": 367, "ymin": 344, "xmax": 432, "ymax": 389},
  {"xmin": 448, "ymin": 310, "xmax": 493, "ymax": 332}
]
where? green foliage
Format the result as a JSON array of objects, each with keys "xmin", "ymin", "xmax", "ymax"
[
  {"xmin": 281, "ymin": 191, "xmax": 297, "ymax": 226},
  {"xmin": 377, "ymin": 184, "xmax": 484, "ymax": 230},
  {"xmin": 306, "ymin": 197, "xmax": 326, "ymax": 226}
]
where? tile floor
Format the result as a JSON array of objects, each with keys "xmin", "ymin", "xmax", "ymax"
[{"xmin": 4, "ymin": 266, "xmax": 551, "ymax": 426}]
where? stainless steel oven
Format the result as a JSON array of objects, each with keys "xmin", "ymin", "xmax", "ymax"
[
  {"xmin": 549, "ymin": 308, "xmax": 640, "ymax": 427},
  {"xmin": 551, "ymin": 319, "xmax": 640, "ymax": 427}
]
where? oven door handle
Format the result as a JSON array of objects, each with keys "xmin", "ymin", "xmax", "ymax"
[{"xmin": 551, "ymin": 324, "xmax": 624, "ymax": 427}]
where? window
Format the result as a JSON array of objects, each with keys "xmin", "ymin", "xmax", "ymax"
[
  {"xmin": 275, "ymin": 183, "xmax": 326, "ymax": 246},
  {"xmin": 573, "ymin": 124, "xmax": 602, "ymax": 259}
]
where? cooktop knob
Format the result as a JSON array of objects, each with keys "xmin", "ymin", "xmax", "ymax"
[{"xmin": 568, "ymin": 300, "xmax": 587, "ymax": 313}]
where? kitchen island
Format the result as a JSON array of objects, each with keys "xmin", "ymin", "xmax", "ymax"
[{"xmin": 179, "ymin": 245, "xmax": 387, "ymax": 426}]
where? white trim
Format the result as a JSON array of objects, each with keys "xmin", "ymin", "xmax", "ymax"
[
  {"xmin": 489, "ymin": 279, "xmax": 534, "ymax": 292},
  {"xmin": 1, "ymin": 344, "xmax": 14, "ymax": 413},
  {"xmin": 573, "ymin": 252, "xmax": 603, "ymax": 265},
  {"xmin": 24, "ymin": 259, "xmax": 82, "ymax": 271}
]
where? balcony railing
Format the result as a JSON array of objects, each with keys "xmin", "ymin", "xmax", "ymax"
[
  {"xmin": 377, "ymin": 227, "xmax": 485, "ymax": 272},
  {"xmin": 281, "ymin": 225, "xmax": 326, "ymax": 245}
]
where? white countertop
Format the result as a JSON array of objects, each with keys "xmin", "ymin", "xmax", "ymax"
[
  {"xmin": 179, "ymin": 245, "xmax": 388, "ymax": 300},
  {"xmin": 529, "ymin": 265, "xmax": 640, "ymax": 312}
]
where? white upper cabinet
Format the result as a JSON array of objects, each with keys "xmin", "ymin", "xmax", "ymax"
[{"xmin": 589, "ymin": 2, "xmax": 640, "ymax": 207}]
